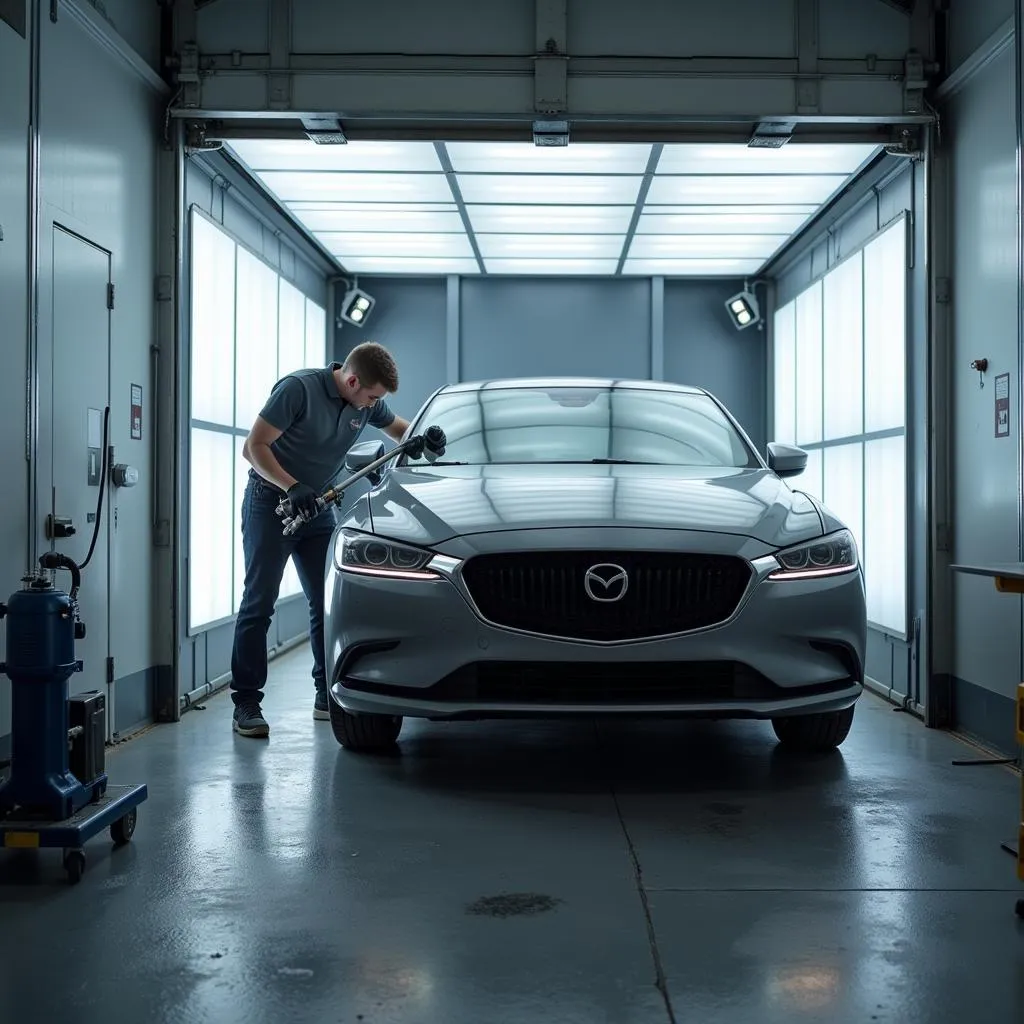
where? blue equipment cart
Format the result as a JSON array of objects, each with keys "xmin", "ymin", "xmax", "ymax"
[{"xmin": 0, "ymin": 551, "xmax": 147, "ymax": 884}]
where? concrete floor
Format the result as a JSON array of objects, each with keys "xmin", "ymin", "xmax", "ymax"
[{"xmin": 2, "ymin": 647, "xmax": 1023, "ymax": 1023}]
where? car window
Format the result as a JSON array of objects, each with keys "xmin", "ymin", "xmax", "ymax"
[{"xmin": 404, "ymin": 386, "xmax": 757, "ymax": 467}]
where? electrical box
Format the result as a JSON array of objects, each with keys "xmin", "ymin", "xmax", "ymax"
[{"xmin": 68, "ymin": 691, "xmax": 105, "ymax": 785}]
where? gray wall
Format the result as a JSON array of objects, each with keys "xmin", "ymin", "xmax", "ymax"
[
  {"xmin": 337, "ymin": 275, "xmax": 766, "ymax": 449},
  {"xmin": 770, "ymin": 157, "xmax": 928, "ymax": 710},
  {"xmin": 937, "ymin": 11, "xmax": 1022, "ymax": 756},
  {"xmin": 0, "ymin": 2, "xmax": 166, "ymax": 751}
]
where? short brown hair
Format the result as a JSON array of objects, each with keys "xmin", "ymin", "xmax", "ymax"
[{"xmin": 343, "ymin": 342, "xmax": 398, "ymax": 393}]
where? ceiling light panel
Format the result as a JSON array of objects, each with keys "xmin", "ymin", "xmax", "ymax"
[
  {"xmin": 645, "ymin": 174, "xmax": 848, "ymax": 206},
  {"xmin": 466, "ymin": 204, "xmax": 635, "ymax": 234},
  {"xmin": 294, "ymin": 208, "xmax": 464, "ymax": 233},
  {"xmin": 628, "ymin": 234, "xmax": 785, "ymax": 259},
  {"xmin": 456, "ymin": 174, "xmax": 642, "ymax": 205},
  {"xmin": 228, "ymin": 139, "xmax": 443, "ymax": 172},
  {"xmin": 336, "ymin": 257, "xmax": 482, "ymax": 275},
  {"xmin": 657, "ymin": 143, "xmax": 880, "ymax": 175},
  {"xmin": 446, "ymin": 142, "xmax": 653, "ymax": 174},
  {"xmin": 636, "ymin": 210, "xmax": 814, "ymax": 235},
  {"xmin": 621, "ymin": 258, "xmax": 765, "ymax": 277},
  {"xmin": 322, "ymin": 232, "xmax": 475, "ymax": 259},
  {"xmin": 257, "ymin": 171, "xmax": 454, "ymax": 204},
  {"xmin": 476, "ymin": 234, "xmax": 624, "ymax": 259},
  {"xmin": 484, "ymin": 258, "xmax": 619, "ymax": 275}
]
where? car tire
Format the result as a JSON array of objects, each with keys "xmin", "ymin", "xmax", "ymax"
[
  {"xmin": 328, "ymin": 695, "xmax": 402, "ymax": 752},
  {"xmin": 771, "ymin": 704, "xmax": 855, "ymax": 752}
]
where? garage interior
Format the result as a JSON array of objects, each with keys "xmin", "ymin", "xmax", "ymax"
[{"xmin": 2, "ymin": 0, "xmax": 1024, "ymax": 1019}]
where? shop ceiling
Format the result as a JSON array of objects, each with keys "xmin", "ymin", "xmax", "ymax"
[{"xmin": 170, "ymin": 0, "xmax": 939, "ymax": 277}]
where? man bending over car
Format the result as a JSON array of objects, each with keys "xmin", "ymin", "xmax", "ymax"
[{"xmin": 229, "ymin": 342, "xmax": 419, "ymax": 738}]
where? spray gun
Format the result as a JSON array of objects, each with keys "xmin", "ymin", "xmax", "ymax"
[{"xmin": 275, "ymin": 425, "xmax": 447, "ymax": 536}]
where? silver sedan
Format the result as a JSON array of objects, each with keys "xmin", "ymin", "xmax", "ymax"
[{"xmin": 322, "ymin": 378, "xmax": 866, "ymax": 754}]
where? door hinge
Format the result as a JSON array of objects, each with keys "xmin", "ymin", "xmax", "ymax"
[
  {"xmin": 107, "ymin": 282, "xmax": 115, "ymax": 310},
  {"xmin": 106, "ymin": 657, "xmax": 115, "ymax": 684}
]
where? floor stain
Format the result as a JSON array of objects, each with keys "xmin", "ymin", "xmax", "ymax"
[{"xmin": 465, "ymin": 892, "xmax": 563, "ymax": 918}]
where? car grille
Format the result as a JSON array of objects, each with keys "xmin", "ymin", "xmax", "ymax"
[{"xmin": 459, "ymin": 551, "xmax": 753, "ymax": 640}]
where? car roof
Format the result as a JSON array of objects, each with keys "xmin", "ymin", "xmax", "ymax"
[{"xmin": 437, "ymin": 377, "xmax": 709, "ymax": 396}]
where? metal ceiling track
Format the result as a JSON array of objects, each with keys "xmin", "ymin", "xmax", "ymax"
[{"xmin": 168, "ymin": 0, "xmax": 940, "ymax": 144}]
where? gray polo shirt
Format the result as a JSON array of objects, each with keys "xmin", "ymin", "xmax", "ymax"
[{"xmin": 258, "ymin": 362, "xmax": 396, "ymax": 491}]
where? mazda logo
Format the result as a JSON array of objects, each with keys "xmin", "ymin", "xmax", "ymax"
[{"xmin": 584, "ymin": 563, "xmax": 629, "ymax": 603}]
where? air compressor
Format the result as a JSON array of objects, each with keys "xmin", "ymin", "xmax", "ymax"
[{"xmin": 0, "ymin": 551, "xmax": 148, "ymax": 884}]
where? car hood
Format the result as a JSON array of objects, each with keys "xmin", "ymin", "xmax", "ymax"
[{"xmin": 363, "ymin": 464, "xmax": 825, "ymax": 549}]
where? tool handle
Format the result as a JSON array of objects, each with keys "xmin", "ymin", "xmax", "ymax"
[{"xmin": 273, "ymin": 429, "xmax": 444, "ymax": 535}]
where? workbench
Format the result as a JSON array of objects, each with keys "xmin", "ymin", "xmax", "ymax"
[{"xmin": 949, "ymin": 562, "xmax": 1024, "ymax": 917}]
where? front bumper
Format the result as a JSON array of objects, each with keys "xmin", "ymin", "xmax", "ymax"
[{"xmin": 324, "ymin": 533, "xmax": 867, "ymax": 722}]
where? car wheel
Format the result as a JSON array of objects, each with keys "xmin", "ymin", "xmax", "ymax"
[
  {"xmin": 771, "ymin": 704, "xmax": 855, "ymax": 752},
  {"xmin": 328, "ymin": 695, "xmax": 402, "ymax": 752}
]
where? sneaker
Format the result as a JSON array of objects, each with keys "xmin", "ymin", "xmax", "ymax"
[
  {"xmin": 233, "ymin": 701, "xmax": 270, "ymax": 737},
  {"xmin": 313, "ymin": 690, "xmax": 330, "ymax": 721}
]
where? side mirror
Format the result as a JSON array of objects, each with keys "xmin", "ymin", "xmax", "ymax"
[
  {"xmin": 344, "ymin": 439, "xmax": 387, "ymax": 486},
  {"xmin": 767, "ymin": 442, "xmax": 807, "ymax": 478}
]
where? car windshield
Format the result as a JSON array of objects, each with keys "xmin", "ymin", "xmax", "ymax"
[{"xmin": 402, "ymin": 385, "xmax": 758, "ymax": 468}]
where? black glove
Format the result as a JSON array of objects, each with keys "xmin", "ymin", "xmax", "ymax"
[
  {"xmin": 424, "ymin": 424, "xmax": 447, "ymax": 457},
  {"xmin": 285, "ymin": 482, "xmax": 320, "ymax": 521}
]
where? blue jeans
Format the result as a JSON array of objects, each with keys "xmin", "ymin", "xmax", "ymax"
[{"xmin": 230, "ymin": 472, "xmax": 338, "ymax": 706}]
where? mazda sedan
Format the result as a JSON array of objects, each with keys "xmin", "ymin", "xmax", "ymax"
[{"xmin": 322, "ymin": 378, "xmax": 866, "ymax": 754}]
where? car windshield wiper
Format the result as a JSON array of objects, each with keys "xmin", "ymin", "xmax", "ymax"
[
  {"xmin": 536, "ymin": 458, "xmax": 655, "ymax": 465},
  {"xmin": 421, "ymin": 460, "xmax": 470, "ymax": 466}
]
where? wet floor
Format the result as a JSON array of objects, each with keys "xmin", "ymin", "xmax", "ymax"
[{"xmin": 2, "ymin": 646, "xmax": 1023, "ymax": 1023}]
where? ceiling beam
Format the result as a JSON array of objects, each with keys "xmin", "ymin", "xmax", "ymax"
[
  {"xmin": 616, "ymin": 145, "xmax": 662, "ymax": 276},
  {"xmin": 434, "ymin": 142, "xmax": 486, "ymax": 275}
]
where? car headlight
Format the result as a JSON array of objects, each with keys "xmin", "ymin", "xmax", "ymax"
[
  {"xmin": 768, "ymin": 529, "xmax": 858, "ymax": 580},
  {"xmin": 333, "ymin": 529, "xmax": 439, "ymax": 580}
]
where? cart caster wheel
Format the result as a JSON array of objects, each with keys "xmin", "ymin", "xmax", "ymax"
[
  {"xmin": 1015, "ymin": 898, "xmax": 1024, "ymax": 919},
  {"xmin": 63, "ymin": 848, "xmax": 85, "ymax": 885},
  {"xmin": 110, "ymin": 807, "xmax": 137, "ymax": 846}
]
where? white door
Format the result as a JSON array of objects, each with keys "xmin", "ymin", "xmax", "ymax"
[{"xmin": 49, "ymin": 226, "xmax": 112, "ymax": 736}]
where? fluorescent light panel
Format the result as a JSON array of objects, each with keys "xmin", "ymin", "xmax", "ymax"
[
  {"xmin": 321, "ymin": 231, "xmax": 474, "ymax": 258},
  {"xmin": 628, "ymin": 234, "xmax": 786, "ymax": 259},
  {"xmin": 229, "ymin": 139, "xmax": 879, "ymax": 277},
  {"xmin": 476, "ymin": 234, "xmax": 624, "ymax": 259},
  {"xmin": 446, "ymin": 141, "xmax": 653, "ymax": 174},
  {"xmin": 621, "ymin": 258, "xmax": 765, "ymax": 276},
  {"xmin": 646, "ymin": 174, "xmax": 849, "ymax": 205},
  {"xmin": 657, "ymin": 142, "xmax": 880, "ymax": 175},
  {"xmin": 303, "ymin": 209, "xmax": 465, "ymax": 232},
  {"xmin": 456, "ymin": 174, "xmax": 643, "ymax": 205},
  {"xmin": 636, "ymin": 210, "xmax": 816, "ymax": 235},
  {"xmin": 484, "ymin": 258, "xmax": 619, "ymax": 275},
  {"xmin": 466, "ymin": 204, "xmax": 635, "ymax": 234},
  {"xmin": 228, "ymin": 139, "xmax": 443, "ymax": 172},
  {"xmin": 257, "ymin": 170, "xmax": 454, "ymax": 203},
  {"xmin": 338, "ymin": 256, "xmax": 482, "ymax": 274}
]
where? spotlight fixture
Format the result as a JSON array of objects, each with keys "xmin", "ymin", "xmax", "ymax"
[
  {"xmin": 339, "ymin": 286, "xmax": 375, "ymax": 328},
  {"xmin": 725, "ymin": 289, "xmax": 761, "ymax": 331}
]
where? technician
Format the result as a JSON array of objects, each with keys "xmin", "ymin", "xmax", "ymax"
[{"xmin": 228, "ymin": 342, "xmax": 431, "ymax": 738}]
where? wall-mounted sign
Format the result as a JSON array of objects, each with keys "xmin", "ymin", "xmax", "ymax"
[
  {"xmin": 131, "ymin": 383, "xmax": 142, "ymax": 440},
  {"xmin": 995, "ymin": 372, "xmax": 1010, "ymax": 438}
]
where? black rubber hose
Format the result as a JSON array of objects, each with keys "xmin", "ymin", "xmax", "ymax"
[{"xmin": 78, "ymin": 405, "xmax": 110, "ymax": 572}]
